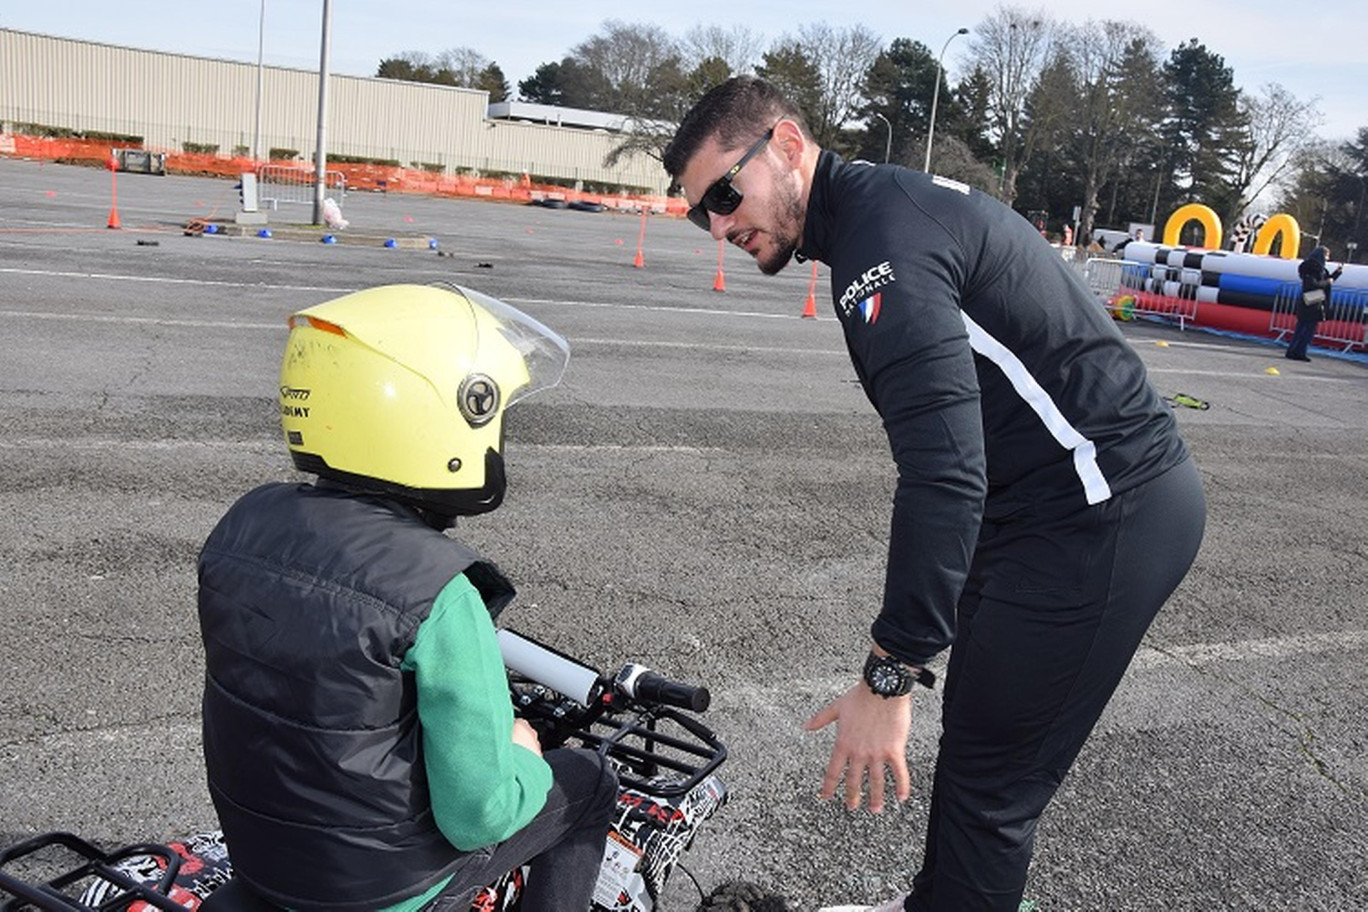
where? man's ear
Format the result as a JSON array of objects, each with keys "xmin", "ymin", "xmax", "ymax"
[{"xmin": 772, "ymin": 118, "xmax": 809, "ymax": 167}]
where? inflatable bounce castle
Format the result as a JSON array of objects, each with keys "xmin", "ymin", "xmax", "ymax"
[{"xmin": 1107, "ymin": 203, "xmax": 1367, "ymax": 352}]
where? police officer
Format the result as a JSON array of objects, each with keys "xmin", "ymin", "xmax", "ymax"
[{"xmin": 664, "ymin": 77, "xmax": 1205, "ymax": 912}]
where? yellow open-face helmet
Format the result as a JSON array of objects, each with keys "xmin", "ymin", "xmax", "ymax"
[{"xmin": 279, "ymin": 283, "xmax": 569, "ymax": 516}]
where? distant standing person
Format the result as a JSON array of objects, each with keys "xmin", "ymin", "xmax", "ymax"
[
  {"xmin": 1287, "ymin": 245, "xmax": 1342, "ymax": 361},
  {"xmin": 1112, "ymin": 227, "xmax": 1144, "ymax": 254},
  {"xmin": 663, "ymin": 76, "xmax": 1206, "ymax": 912}
]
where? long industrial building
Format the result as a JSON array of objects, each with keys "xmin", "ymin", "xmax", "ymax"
[{"xmin": 0, "ymin": 28, "xmax": 672, "ymax": 194}]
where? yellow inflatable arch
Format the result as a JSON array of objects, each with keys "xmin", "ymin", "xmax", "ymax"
[
  {"xmin": 1252, "ymin": 213, "xmax": 1301, "ymax": 259},
  {"xmin": 1159, "ymin": 206, "xmax": 1304, "ymax": 259},
  {"xmin": 1162, "ymin": 204, "xmax": 1222, "ymax": 250}
]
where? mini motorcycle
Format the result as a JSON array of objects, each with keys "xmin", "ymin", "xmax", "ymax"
[{"xmin": 0, "ymin": 630, "xmax": 731, "ymax": 912}]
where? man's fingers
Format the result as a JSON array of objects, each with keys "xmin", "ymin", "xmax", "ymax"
[
  {"xmin": 867, "ymin": 762, "xmax": 886, "ymax": 813},
  {"xmin": 843, "ymin": 759, "xmax": 865, "ymax": 809},
  {"xmin": 818, "ymin": 749, "xmax": 846, "ymax": 801},
  {"xmin": 804, "ymin": 701, "xmax": 838, "ymax": 732},
  {"xmin": 892, "ymin": 754, "xmax": 912, "ymax": 803}
]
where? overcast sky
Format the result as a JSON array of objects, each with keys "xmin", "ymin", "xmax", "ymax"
[{"xmin": 3, "ymin": 1, "xmax": 1363, "ymax": 141}]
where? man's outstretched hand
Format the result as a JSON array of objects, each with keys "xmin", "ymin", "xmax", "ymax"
[{"xmin": 804, "ymin": 682, "xmax": 912, "ymax": 813}]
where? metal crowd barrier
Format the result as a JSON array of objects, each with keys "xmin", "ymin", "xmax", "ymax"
[
  {"xmin": 1079, "ymin": 256, "xmax": 1125, "ymax": 302},
  {"xmin": 1270, "ymin": 282, "xmax": 1368, "ymax": 353},
  {"xmin": 254, "ymin": 164, "xmax": 347, "ymax": 210},
  {"xmin": 112, "ymin": 147, "xmax": 166, "ymax": 175}
]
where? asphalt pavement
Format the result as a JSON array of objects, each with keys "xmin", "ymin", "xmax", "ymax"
[{"xmin": 1, "ymin": 157, "xmax": 1365, "ymax": 911}]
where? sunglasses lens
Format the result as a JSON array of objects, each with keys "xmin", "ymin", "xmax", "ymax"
[
  {"xmin": 687, "ymin": 205, "xmax": 711, "ymax": 231},
  {"xmin": 705, "ymin": 182, "xmax": 742, "ymax": 216}
]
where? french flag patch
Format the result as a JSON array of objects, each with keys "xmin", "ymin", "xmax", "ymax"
[{"xmin": 858, "ymin": 293, "xmax": 881, "ymax": 324}]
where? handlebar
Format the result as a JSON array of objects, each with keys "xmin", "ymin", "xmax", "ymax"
[
  {"xmin": 614, "ymin": 664, "xmax": 710, "ymax": 712},
  {"xmin": 497, "ymin": 628, "xmax": 725, "ymax": 797}
]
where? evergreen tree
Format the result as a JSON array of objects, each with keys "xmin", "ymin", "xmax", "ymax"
[
  {"xmin": 476, "ymin": 64, "xmax": 509, "ymax": 103},
  {"xmin": 754, "ymin": 43, "xmax": 824, "ymax": 135},
  {"xmin": 1159, "ymin": 39, "xmax": 1247, "ymax": 215},
  {"xmin": 856, "ymin": 38, "xmax": 941, "ymax": 165}
]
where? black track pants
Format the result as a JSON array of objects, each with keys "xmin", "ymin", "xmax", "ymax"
[{"xmin": 908, "ymin": 456, "xmax": 1206, "ymax": 912}]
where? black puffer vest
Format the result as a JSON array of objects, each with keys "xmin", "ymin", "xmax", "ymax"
[{"xmin": 197, "ymin": 482, "xmax": 515, "ymax": 911}]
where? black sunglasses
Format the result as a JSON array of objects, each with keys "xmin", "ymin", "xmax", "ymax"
[{"xmin": 686, "ymin": 127, "xmax": 775, "ymax": 231}]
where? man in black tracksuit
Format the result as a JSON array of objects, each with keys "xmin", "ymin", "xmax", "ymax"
[{"xmin": 664, "ymin": 77, "xmax": 1206, "ymax": 911}]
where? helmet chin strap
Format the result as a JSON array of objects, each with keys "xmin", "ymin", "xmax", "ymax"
[{"xmin": 306, "ymin": 448, "xmax": 506, "ymax": 523}]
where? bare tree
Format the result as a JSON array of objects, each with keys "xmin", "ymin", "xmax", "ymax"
[
  {"xmin": 682, "ymin": 23, "xmax": 765, "ymax": 75},
  {"xmin": 1061, "ymin": 20, "xmax": 1165, "ymax": 241},
  {"xmin": 966, "ymin": 6, "xmax": 1054, "ymax": 204},
  {"xmin": 571, "ymin": 20, "xmax": 683, "ymax": 116},
  {"xmin": 376, "ymin": 51, "xmax": 441, "ymax": 82},
  {"xmin": 436, "ymin": 47, "xmax": 493, "ymax": 87},
  {"xmin": 784, "ymin": 22, "xmax": 883, "ymax": 149},
  {"xmin": 1223, "ymin": 83, "xmax": 1324, "ymax": 220}
]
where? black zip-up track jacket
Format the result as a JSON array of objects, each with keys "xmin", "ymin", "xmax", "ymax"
[{"xmin": 798, "ymin": 152, "xmax": 1188, "ymax": 665}]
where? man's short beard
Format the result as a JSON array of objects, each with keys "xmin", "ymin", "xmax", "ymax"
[{"xmin": 756, "ymin": 178, "xmax": 806, "ymax": 276}]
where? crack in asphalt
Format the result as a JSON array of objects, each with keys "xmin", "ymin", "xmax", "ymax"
[{"xmin": 1150, "ymin": 643, "xmax": 1366, "ymax": 802}]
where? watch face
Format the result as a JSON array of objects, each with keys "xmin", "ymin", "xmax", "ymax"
[{"xmin": 865, "ymin": 655, "xmax": 908, "ymax": 695}]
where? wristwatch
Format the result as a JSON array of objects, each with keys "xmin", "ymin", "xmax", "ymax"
[{"xmin": 862, "ymin": 651, "xmax": 936, "ymax": 698}]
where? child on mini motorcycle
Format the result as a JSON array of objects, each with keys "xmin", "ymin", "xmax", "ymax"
[{"xmin": 197, "ymin": 283, "xmax": 617, "ymax": 912}]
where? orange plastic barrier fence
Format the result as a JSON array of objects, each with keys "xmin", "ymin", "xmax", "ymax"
[{"xmin": 1, "ymin": 132, "xmax": 685, "ymax": 216}]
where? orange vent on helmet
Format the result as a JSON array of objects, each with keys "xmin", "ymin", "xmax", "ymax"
[{"xmin": 289, "ymin": 315, "xmax": 347, "ymax": 336}]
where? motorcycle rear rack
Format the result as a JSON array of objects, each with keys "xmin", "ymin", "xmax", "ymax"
[{"xmin": 0, "ymin": 832, "xmax": 184, "ymax": 912}]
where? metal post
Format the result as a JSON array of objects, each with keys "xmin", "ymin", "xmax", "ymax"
[
  {"xmin": 252, "ymin": 0, "xmax": 265, "ymax": 162},
  {"xmin": 312, "ymin": 0, "xmax": 333, "ymax": 226},
  {"xmin": 924, "ymin": 28, "xmax": 968, "ymax": 173},
  {"xmin": 874, "ymin": 112, "xmax": 892, "ymax": 163},
  {"xmin": 1351, "ymin": 174, "xmax": 1365, "ymax": 261}
]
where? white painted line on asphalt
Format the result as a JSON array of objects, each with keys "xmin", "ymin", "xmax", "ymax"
[
  {"xmin": 0, "ymin": 438, "xmax": 727, "ymax": 455},
  {"xmin": 0, "ymin": 310, "xmax": 838, "ymax": 355},
  {"xmin": 0, "ymin": 309, "xmax": 282, "ymax": 330},
  {"xmin": 13, "ymin": 719, "xmax": 203, "ymax": 752},
  {"xmin": 1141, "ymin": 339, "xmax": 1268, "ymax": 353},
  {"xmin": 570, "ymin": 336, "xmax": 846, "ymax": 356},
  {"xmin": 704, "ymin": 629, "xmax": 1368, "ymax": 707},
  {"xmin": 9, "ymin": 630, "xmax": 1366, "ymax": 753},
  {"xmin": 4, "ymin": 310, "xmax": 1351, "ymax": 371},
  {"xmin": 0, "ymin": 266, "xmax": 351, "ymax": 294},
  {"xmin": 528, "ymin": 442, "xmax": 727, "ymax": 454},
  {"xmin": 507, "ymin": 296, "xmax": 820, "ymax": 322},
  {"xmin": 1134, "ymin": 630, "xmax": 1368, "ymax": 667},
  {"xmin": 1146, "ymin": 367, "xmax": 1356, "ymax": 383}
]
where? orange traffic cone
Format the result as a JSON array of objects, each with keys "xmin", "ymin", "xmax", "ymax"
[
  {"xmin": 632, "ymin": 208, "xmax": 647, "ymax": 268},
  {"xmin": 801, "ymin": 259, "xmax": 818, "ymax": 317},
  {"xmin": 712, "ymin": 240, "xmax": 726, "ymax": 291},
  {"xmin": 106, "ymin": 157, "xmax": 121, "ymax": 229}
]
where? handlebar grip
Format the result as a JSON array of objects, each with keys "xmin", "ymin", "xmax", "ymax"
[{"xmin": 619, "ymin": 666, "xmax": 710, "ymax": 712}]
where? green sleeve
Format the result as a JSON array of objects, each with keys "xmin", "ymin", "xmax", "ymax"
[{"xmin": 401, "ymin": 574, "xmax": 552, "ymax": 851}]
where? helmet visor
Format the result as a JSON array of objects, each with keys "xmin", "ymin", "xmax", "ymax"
[{"xmin": 443, "ymin": 283, "xmax": 570, "ymax": 405}]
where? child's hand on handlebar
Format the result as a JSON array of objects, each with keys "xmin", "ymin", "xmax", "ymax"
[{"xmin": 511, "ymin": 718, "xmax": 543, "ymax": 756}]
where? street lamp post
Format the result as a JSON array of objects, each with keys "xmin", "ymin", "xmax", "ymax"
[
  {"xmin": 874, "ymin": 112, "xmax": 892, "ymax": 163},
  {"xmin": 252, "ymin": 0, "xmax": 265, "ymax": 163},
  {"xmin": 1351, "ymin": 174, "xmax": 1365, "ymax": 262},
  {"xmin": 311, "ymin": 0, "xmax": 333, "ymax": 226},
  {"xmin": 924, "ymin": 27, "xmax": 968, "ymax": 173}
]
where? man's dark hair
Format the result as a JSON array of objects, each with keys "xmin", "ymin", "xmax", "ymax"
[{"xmin": 663, "ymin": 76, "xmax": 812, "ymax": 179}]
